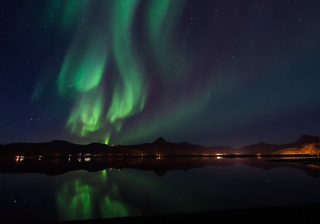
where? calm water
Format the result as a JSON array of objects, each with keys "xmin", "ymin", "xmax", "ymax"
[{"xmin": 1, "ymin": 157, "xmax": 320, "ymax": 223}]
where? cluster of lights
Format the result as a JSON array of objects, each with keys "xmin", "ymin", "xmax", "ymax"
[
  {"xmin": 156, "ymin": 154, "xmax": 163, "ymax": 160},
  {"xmin": 66, "ymin": 154, "xmax": 95, "ymax": 162},
  {"xmin": 15, "ymin": 156, "xmax": 24, "ymax": 163},
  {"xmin": 202, "ymin": 154, "xmax": 226, "ymax": 156},
  {"xmin": 108, "ymin": 168, "xmax": 121, "ymax": 172}
]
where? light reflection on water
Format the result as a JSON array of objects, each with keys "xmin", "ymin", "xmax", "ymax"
[
  {"xmin": 56, "ymin": 169, "xmax": 137, "ymax": 221},
  {"xmin": 1, "ymin": 158, "xmax": 320, "ymax": 223}
]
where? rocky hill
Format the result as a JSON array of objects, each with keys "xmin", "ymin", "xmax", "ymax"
[{"xmin": 272, "ymin": 143, "xmax": 320, "ymax": 155}]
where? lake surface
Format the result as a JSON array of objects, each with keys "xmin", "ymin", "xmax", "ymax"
[{"xmin": 1, "ymin": 157, "xmax": 320, "ymax": 223}]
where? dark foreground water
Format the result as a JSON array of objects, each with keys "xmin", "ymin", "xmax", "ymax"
[{"xmin": 1, "ymin": 157, "xmax": 320, "ymax": 223}]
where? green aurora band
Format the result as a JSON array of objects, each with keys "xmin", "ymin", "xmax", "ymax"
[
  {"xmin": 57, "ymin": 179, "xmax": 94, "ymax": 220},
  {"xmin": 39, "ymin": 0, "xmax": 212, "ymax": 144},
  {"xmin": 57, "ymin": 169, "xmax": 135, "ymax": 220},
  {"xmin": 145, "ymin": 0, "xmax": 189, "ymax": 81},
  {"xmin": 45, "ymin": 0, "xmax": 90, "ymax": 29},
  {"xmin": 107, "ymin": 0, "xmax": 147, "ymax": 125},
  {"xmin": 55, "ymin": 0, "xmax": 148, "ymax": 144}
]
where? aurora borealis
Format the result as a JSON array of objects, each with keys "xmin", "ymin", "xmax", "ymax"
[
  {"xmin": 57, "ymin": 169, "xmax": 137, "ymax": 220},
  {"xmin": 1, "ymin": 0, "xmax": 320, "ymax": 147}
]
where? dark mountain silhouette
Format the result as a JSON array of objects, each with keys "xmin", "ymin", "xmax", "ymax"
[
  {"xmin": 154, "ymin": 137, "xmax": 167, "ymax": 145},
  {"xmin": 273, "ymin": 143, "xmax": 320, "ymax": 155},
  {"xmin": 269, "ymin": 135, "xmax": 320, "ymax": 155},
  {"xmin": 281, "ymin": 135, "xmax": 320, "ymax": 148},
  {"xmin": 0, "ymin": 135, "xmax": 320, "ymax": 156},
  {"xmin": 238, "ymin": 135, "xmax": 320, "ymax": 154}
]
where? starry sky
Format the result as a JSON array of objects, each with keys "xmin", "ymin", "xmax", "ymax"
[{"xmin": 1, "ymin": 0, "xmax": 320, "ymax": 148}]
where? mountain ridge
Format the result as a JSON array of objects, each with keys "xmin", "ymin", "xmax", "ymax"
[{"xmin": 0, "ymin": 135, "xmax": 319, "ymax": 156}]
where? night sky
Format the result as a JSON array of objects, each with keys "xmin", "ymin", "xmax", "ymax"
[{"xmin": 1, "ymin": 0, "xmax": 320, "ymax": 148}]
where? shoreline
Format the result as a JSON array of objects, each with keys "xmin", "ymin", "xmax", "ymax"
[{"xmin": 45, "ymin": 203, "xmax": 320, "ymax": 224}]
